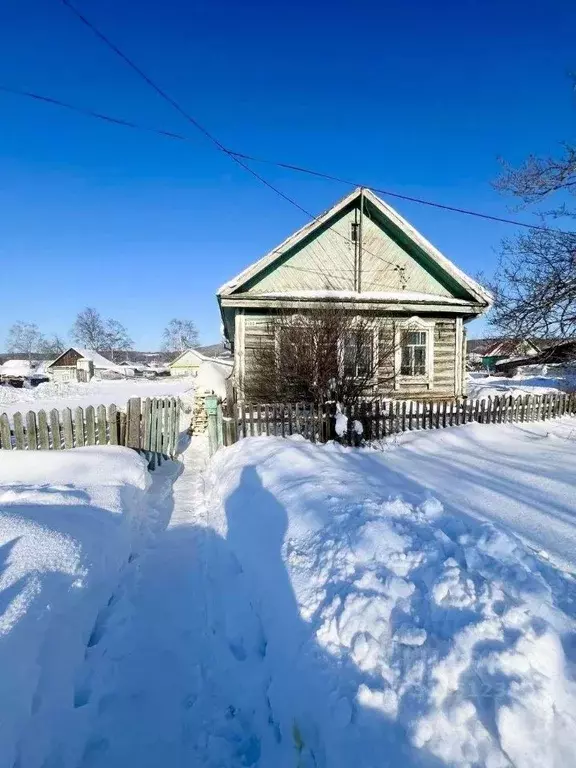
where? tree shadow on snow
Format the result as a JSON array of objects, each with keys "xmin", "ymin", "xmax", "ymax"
[{"xmin": 223, "ymin": 465, "xmax": 448, "ymax": 768}]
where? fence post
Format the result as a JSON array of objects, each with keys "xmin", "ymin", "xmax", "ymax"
[
  {"xmin": 205, "ymin": 394, "xmax": 222, "ymax": 457},
  {"xmin": 126, "ymin": 397, "xmax": 142, "ymax": 449}
]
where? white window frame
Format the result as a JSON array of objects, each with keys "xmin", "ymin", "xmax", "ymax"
[
  {"xmin": 342, "ymin": 326, "xmax": 377, "ymax": 380},
  {"xmin": 394, "ymin": 316, "xmax": 435, "ymax": 390}
]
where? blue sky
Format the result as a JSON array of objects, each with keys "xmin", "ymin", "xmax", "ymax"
[{"xmin": 1, "ymin": 0, "xmax": 574, "ymax": 349}]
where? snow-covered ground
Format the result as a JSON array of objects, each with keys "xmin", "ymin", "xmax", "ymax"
[
  {"xmin": 67, "ymin": 419, "xmax": 576, "ymax": 768},
  {"xmin": 0, "ymin": 447, "xmax": 178, "ymax": 768},
  {"xmin": 0, "ymin": 376, "xmax": 195, "ymax": 417},
  {"xmin": 467, "ymin": 368, "xmax": 576, "ymax": 400}
]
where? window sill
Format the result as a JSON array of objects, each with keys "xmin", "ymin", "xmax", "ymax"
[{"xmin": 395, "ymin": 375, "xmax": 432, "ymax": 389}]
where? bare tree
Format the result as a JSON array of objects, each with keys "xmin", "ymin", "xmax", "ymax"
[
  {"xmin": 6, "ymin": 321, "xmax": 44, "ymax": 363},
  {"xmin": 247, "ymin": 307, "xmax": 396, "ymax": 407},
  {"xmin": 162, "ymin": 318, "xmax": 199, "ymax": 354},
  {"xmin": 104, "ymin": 319, "xmax": 133, "ymax": 362},
  {"xmin": 489, "ymin": 93, "xmax": 576, "ymax": 338},
  {"xmin": 71, "ymin": 307, "xmax": 108, "ymax": 350},
  {"xmin": 39, "ymin": 334, "xmax": 66, "ymax": 357}
]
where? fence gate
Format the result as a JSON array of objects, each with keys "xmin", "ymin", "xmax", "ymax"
[{"xmin": 0, "ymin": 396, "xmax": 181, "ymax": 470}]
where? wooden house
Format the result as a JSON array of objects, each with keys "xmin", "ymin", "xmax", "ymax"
[
  {"xmin": 169, "ymin": 345, "xmax": 233, "ymax": 378},
  {"xmin": 169, "ymin": 349, "xmax": 206, "ymax": 377},
  {"xmin": 47, "ymin": 348, "xmax": 118, "ymax": 382},
  {"xmin": 217, "ymin": 187, "xmax": 492, "ymax": 401}
]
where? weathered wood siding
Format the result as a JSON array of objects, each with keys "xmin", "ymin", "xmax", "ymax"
[
  {"xmin": 239, "ymin": 311, "xmax": 465, "ymax": 400},
  {"xmin": 359, "ymin": 212, "xmax": 451, "ymax": 296},
  {"xmin": 50, "ymin": 348, "xmax": 82, "ymax": 368},
  {"xmin": 238, "ymin": 205, "xmax": 454, "ymax": 297}
]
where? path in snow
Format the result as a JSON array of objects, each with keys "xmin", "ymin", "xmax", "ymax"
[{"xmin": 75, "ymin": 439, "xmax": 272, "ymax": 768}]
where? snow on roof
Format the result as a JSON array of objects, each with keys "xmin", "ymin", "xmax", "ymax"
[
  {"xmin": 74, "ymin": 348, "xmax": 119, "ymax": 369},
  {"xmin": 252, "ymin": 290, "xmax": 473, "ymax": 305},
  {"xmin": 169, "ymin": 348, "xmax": 207, "ymax": 367},
  {"xmin": 483, "ymin": 339, "xmax": 541, "ymax": 358},
  {"xmin": 169, "ymin": 345, "xmax": 233, "ymax": 368},
  {"xmin": 48, "ymin": 347, "xmax": 120, "ymax": 371},
  {"xmin": 0, "ymin": 359, "xmax": 34, "ymax": 376},
  {"xmin": 196, "ymin": 343, "xmax": 233, "ymax": 360}
]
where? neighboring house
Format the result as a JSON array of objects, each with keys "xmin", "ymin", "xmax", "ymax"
[
  {"xmin": 495, "ymin": 339, "xmax": 576, "ymax": 376},
  {"xmin": 169, "ymin": 349, "xmax": 207, "ymax": 377},
  {"xmin": 169, "ymin": 344, "xmax": 233, "ymax": 377},
  {"xmin": 47, "ymin": 348, "xmax": 119, "ymax": 382},
  {"xmin": 217, "ymin": 187, "xmax": 491, "ymax": 400},
  {"xmin": 480, "ymin": 338, "xmax": 541, "ymax": 372},
  {"xmin": 196, "ymin": 343, "xmax": 233, "ymax": 362},
  {"xmin": 0, "ymin": 359, "xmax": 47, "ymax": 387}
]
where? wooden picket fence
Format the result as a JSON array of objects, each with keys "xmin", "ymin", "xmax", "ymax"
[
  {"xmin": 227, "ymin": 392, "xmax": 576, "ymax": 446},
  {"xmin": 0, "ymin": 396, "xmax": 181, "ymax": 469}
]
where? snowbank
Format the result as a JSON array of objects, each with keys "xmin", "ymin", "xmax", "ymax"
[
  {"xmin": 0, "ymin": 447, "xmax": 151, "ymax": 768},
  {"xmin": 0, "ymin": 376, "xmax": 194, "ymax": 417},
  {"xmin": 206, "ymin": 427, "xmax": 576, "ymax": 767},
  {"xmin": 195, "ymin": 359, "xmax": 231, "ymax": 398},
  {"xmin": 467, "ymin": 370, "xmax": 575, "ymax": 399}
]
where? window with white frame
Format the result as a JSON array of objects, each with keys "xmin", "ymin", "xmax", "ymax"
[
  {"xmin": 343, "ymin": 329, "xmax": 373, "ymax": 378},
  {"xmin": 400, "ymin": 329, "xmax": 428, "ymax": 376}
]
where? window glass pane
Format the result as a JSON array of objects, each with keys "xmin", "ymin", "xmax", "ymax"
[
  {"xmin": 343, "ymin": 330, "xmax": 373, "ymax": 377},
  {"xmin": 358, "ymin": 331, "xmax": 372, "ymax": 375},
  {"xmin": 401, "ymin": 345, "xmax": 411, "ymax": 375},
  {"xmin": 414, "ymin": 346, "xmax": 426, "ymax": 375},
  {"xmin": 406, "ymin": 331, "xmax": 426, "ymax": 345}
]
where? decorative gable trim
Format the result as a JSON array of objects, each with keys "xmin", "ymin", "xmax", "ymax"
[{"xmin": 217, "ymin": 187, "xmax": 492, "ymax": 308}]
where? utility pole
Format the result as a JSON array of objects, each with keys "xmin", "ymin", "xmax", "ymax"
[{"xmin": 358, "ymin": 187, "xmax": 364, "ymax": 293}]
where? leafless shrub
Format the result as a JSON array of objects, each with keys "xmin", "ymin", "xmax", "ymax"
[{"xmin": 247, "ymin": 305, "xmax": 396, "ymax": 408}]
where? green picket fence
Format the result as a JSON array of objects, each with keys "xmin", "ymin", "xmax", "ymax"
[{"xmin": 0, "ymin": 396, "xmax": 181, "ymax": 469}]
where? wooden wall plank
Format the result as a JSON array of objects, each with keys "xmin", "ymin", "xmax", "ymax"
[
  {"xmin": 118, "ymin": 410, "xmax": 127, "ymax": 447},
  {"xmin": 74, "ymin": 407, "xmax": 85, "ymax": 447},
  {"xmin": 85, "ymin": 406, "xmax": 96, "ymax": 445},
  {"xmin": 0, "ymin": 413, "xmax": 12, "ymax": 449},
  {"xmin": 37, "ymin": 410, "xmax": 50, "ymax": 449},
  {"xmin": 149, "ymin": 399, "xmax": 158, "ymax": 452},
  {"xmin": 14, "ymin": 412, "xmax": 26, "ymax": 449},
  {"xmin": 26, "ymin": 411, "xmax": 38, "ymax": 450},
  {"xmin": 12, "ymin": 412, "xmax": 26, "ymax": 451},
  {"xmin": 142, "ymin": 398, "xmax": 151, "ymax": 451},
  {"xmin": 155, "ymin": 399, "xmax": 164, "ymax": 454},
  {"xmin": 62, "ymin": 408, "xmax": 74, "ymax": 449},
  {"xmin": 168, "ymin": 398, "xmax": 178, "ymax": 457},
  {"xmin": 97, "ymin": 405, "xmax": 107, "ymax": 445},
  {"xmin": 163, "ymin": 399, "xmax": 171, "ymax": 455},
  {"xmin": 108, "ymin": 405, "xmax": 118, "ymax": 445},
  {"xmin": 127, "ymin": 397, "xmax": 142, "ymax": 449}
]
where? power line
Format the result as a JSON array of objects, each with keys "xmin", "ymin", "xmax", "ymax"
[
  {"xmin": 56, "ymin": 0, "xmax": 400, "ymax": 278},
  {"xmin": 2, "ymin": 79, "xmax": 565, "ymax": 236},
  {"xmin": 0, "ymin": 84, "xmax": 190, "ymax": 140}
]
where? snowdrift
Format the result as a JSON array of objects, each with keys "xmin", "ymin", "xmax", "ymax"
[
  {"xmin": 207, "ymin": 432, "xmax": 576, "ymax": 767},
  {"xmin": 0, "ymin": 447, "xmax": 151, "ymax": 768}
]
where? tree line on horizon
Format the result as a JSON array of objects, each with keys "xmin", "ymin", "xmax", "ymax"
[{"xmin": 2, "ymin": 309, "xmax": 200, "ymax": 363}]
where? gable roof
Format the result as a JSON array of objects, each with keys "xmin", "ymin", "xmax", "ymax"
[
  {"xmin": 196, "ymin": 343, "xmax": 232, "ymax": 360},
  {"xmin": 170, "ymin": 344, "xmax": 233, "ymax": 367},
  {"xmin": 218, "ymin": 187, "xmax": 492, "ymax": 307},
  {"xmin": 483, "ymin": 338, "xmax": 542, "ymax": 358},
  {"xmin": 169, "ymin": 348, "xmax": 206, "ymax": 367},
  {"xmin": 47, "ymin": 347, "xmax": 118, "ymax": 370}
]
